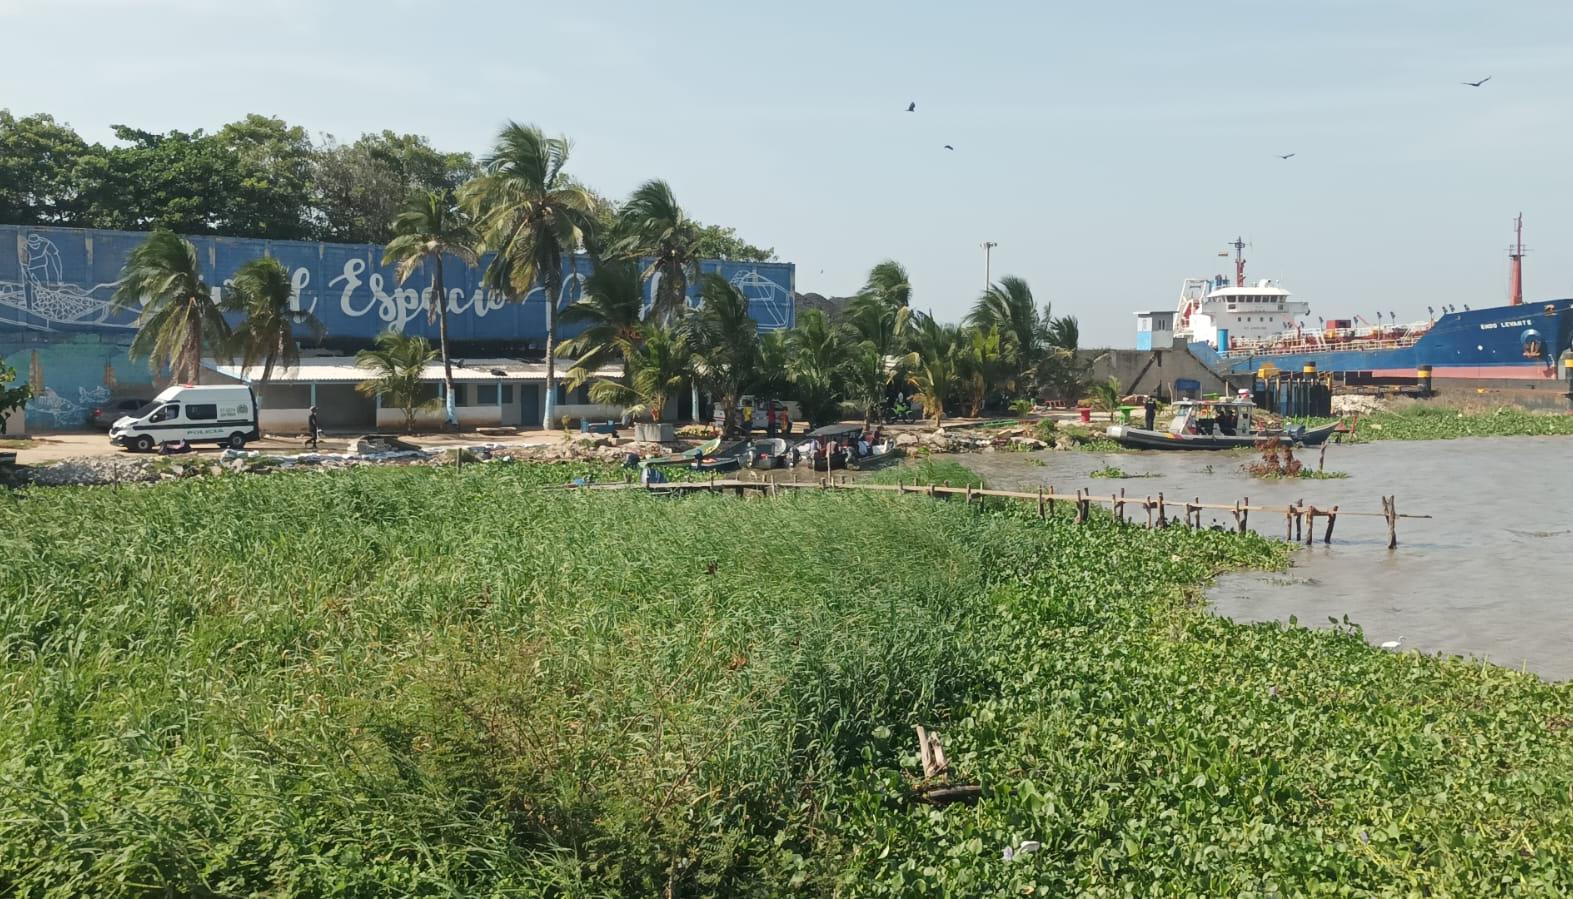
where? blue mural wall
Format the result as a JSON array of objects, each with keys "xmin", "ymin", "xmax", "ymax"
[{"xmin": 0, "ymin": 225, "xmax": 796, "ymax": 429}]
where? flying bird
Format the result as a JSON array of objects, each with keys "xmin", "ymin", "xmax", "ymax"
[
  {"xmin": 1278, "ymin": 153, "xmax": 1296, "ymax": 160},
  {"xmin": 906, "ymin": 101, "xmax": 916, "ymax": 112},
  {"xmin": 1461, "ymin": 76, "xmax": 1491, "ymax": 87},
  {"xmin": 943, "ymin": 144, "xmax": 955, "ymax": 151}
]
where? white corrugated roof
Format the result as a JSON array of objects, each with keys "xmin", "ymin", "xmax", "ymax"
[{"xmin": 203, "ymin": 356, "xmax": 622, "ymax": 383}]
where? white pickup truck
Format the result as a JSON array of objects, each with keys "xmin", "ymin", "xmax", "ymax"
[{"xmin": 712, "ymin": 395, "xmax": 798, "ymax": 434}]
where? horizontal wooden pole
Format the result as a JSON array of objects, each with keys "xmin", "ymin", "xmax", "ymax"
[{"xmin": 579, "ymin": 478, "xmax": 1428, "ymax": 519}]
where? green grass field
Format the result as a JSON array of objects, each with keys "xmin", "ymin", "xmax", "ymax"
[{"xmin": 3, "ymin": 463, "xmax": 1571, "ymax": 895}]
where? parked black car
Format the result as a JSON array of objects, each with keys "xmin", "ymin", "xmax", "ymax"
[{"xmin": 89, "ymin": 398, "xmax": 153, "ymax": 431}]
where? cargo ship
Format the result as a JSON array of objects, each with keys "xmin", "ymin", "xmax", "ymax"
[{"xmin": 1135, "ymin": 218, "xmax": 1573, "ymax": 390}]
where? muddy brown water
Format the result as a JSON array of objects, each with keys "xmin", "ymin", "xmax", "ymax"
[{"xmin": 963, "ymin": 436, "xmax": 1573, "ymax": 681}]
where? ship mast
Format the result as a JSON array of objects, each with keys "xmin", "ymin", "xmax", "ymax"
[
  {"xmin": 1508, "ymin": 213, "xmax": 1525, "ymax": 306},
  {"xmin": 1232, "ymin": 236, "xmax": 1247, "ymax": 287}
]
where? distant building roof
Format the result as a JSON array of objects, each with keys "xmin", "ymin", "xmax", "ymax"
[{"xmin": 203, "ymin": 356, "xmax": 622, "ymax": 384}]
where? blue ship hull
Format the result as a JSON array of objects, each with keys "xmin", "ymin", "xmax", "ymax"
[{"xmin": 1196, "ymin": 299, "xmax": 1573, "ymax": 382}]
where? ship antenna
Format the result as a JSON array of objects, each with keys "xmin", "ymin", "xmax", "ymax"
[
  {"xmin": 1232, "ymin": 236, "xmax": 1247, "ymax": 287},
  {"xmin": 1508, "ymin": 213, "xmax": 1525, "ymax": 306}
]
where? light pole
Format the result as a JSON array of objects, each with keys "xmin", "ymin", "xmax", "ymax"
[{"xmin": 981, "ymin": 241, "xmax": 998, "ymax": 291}]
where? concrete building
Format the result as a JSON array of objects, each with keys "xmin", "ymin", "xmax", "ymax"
[
  {"xmin": 2, "ymin": 225, "xmax": 795, "ymax": 432},
  {"xmin": 204, "ymin": 356, "xmax": 626, "ymax": 432}
]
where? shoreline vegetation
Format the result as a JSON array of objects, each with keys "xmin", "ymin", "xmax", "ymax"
[
  {"xmin": 1323, "ymin": 405, "xmax": 1573, "ymax": 443},
  {"xmin": 3, "ymin": 461, "xmax": 1570, "ymax": 894}
]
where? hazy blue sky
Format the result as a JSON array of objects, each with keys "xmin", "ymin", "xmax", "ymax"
[{"xmin": 2, "ymin": 0, "xmax": 1570, "ymax": 345}]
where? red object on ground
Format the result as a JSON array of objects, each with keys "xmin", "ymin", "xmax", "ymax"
[{"xmin": 1078, "ymin": 406, "xmax": 1092, "ymax": 424}]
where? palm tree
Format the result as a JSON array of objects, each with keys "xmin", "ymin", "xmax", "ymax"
[
  {"xmin": 861, "ymin": 260, "xmax": 912, "ymax": 310},
  {"xmin": 785, "ymin": 309, "xmax": 849, "ymax": 428},
  {"xmin": 557, "ymin": 259, "xmax": 646, "ymax": 390},
  {"xmin": 955, "ymin": 325, "xmax": 1010, "ymax": 418},
  {"xmin": 382, "ymin": 191, "xmax": 478, "ymax": 428},
  {"xmin": 682, "ymin": 274, "xmax": 759, "ymax": 435},
  {"xmin": 843, "ymin": 288, "xmax": 913, "ymax": 424},
  {"xmin": 968, "ymin": 276, "xmax": 1045, "ymax": 377},
  {"xmin": 612, "ymin": 179, "xmax": 700, "ymax": 322},
  {"xmin": 585, "ymin": 323, "xmax": 690, "ymax": 423},
  {"xmin": 462, "ymin": 122, "xmax": 598, "ymax": 429},
  {"xmin": 224, "ymin": 257, "xmax": 324, "ymax": 385},
  {"xmin": 1087, "ymin": 376, "xmax": 1123, "ymax": 422},
  {"xmin": 112, "ymin": 230, "xmax": 232, "ymax": 384},
  {"xmin": 355, "ymin": 331, "xmax": 439, "ymax": 432},
  {"xmin": 905, "ymin": 314, "xmax": 960, "ymax": 427}
]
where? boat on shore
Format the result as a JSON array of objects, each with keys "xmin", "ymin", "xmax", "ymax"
[
  {"xmin": 642, "ymin": 436, "xmax": 721, "ymax": 468},
  {"xmin": 1105, "ymin": 397, "xmax": 1341, "ymax": 451}
]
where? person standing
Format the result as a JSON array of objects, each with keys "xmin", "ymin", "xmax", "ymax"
[
  {"xmin": 1143, "ymin": 396, "xmax": 1157, "ymax": 431},
  {"xmin": 306, "ymin": 405, "xmax": 321, "ymax": 450},
  {"xmin": 741, "ymin": 399, "xmax": 754, "ymax": 436},
  {"xmin": 766, "ymin": 402, "xmax": 778, "ymax": 439}
]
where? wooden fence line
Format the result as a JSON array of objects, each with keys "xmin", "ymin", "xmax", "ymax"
[{"xmin": 581, "ymin": 477, "xmax": 1427, "ymax": 545}]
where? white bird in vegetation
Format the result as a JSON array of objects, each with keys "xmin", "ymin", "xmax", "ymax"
[{"xmin": 1379, "ymin": 635, "xmax": 1405, "ymax": 650}]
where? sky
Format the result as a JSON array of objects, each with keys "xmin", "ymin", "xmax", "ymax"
[{"xmin": 2, "ymin": 0, "xmax": 1570, "ymax": 347}]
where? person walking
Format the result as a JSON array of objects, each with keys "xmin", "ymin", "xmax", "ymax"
[
  {"xmin": 306, "ymin": 405, "xmax": 321, "ymax": 450},
  {"xmin": 1143, "ymin": 396, "xmax": 1157, "ymax": 431}
]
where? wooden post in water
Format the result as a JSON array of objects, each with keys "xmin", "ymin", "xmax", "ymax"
[
  {"xmin": 1304, "ymin": 506, "xmax": 1317, "ymax": 546},
  {"xmin": 1074, "ymin": 489, "xmax": 1087, "ymax": 524},
  {"xmin": 1383, "ymin": 495, "xmax": 1398, "ymax": 549},
  {"xmin": 1037, "ymin": 486, "xmax": 1046, "ymax": 519},
  {"xmin": 1242, "ymin": 496, "xmax": 1249, "ymax": 531},
  {"xmin": 1294, "ymin": 498, "xmax": 1304, "ymax": 542},
  {"xmin": 1157, "ymin": 492, "xmax": 1166, "ymax": 528},
  {"xmin": 1324, "ymin": 505, "xmax": 1338, "ymax": 543},
  {"xmin": 1233, "ymin": 501, "xmax": 1244, "ymax": 534},
  {"xmin": 1145, "ymin": 496, "xmax": 1154, "ymax": 528},
  {"xmin": 1192, "ymin": 496, "xmax": 1201, "ymax": 528},
  {"xmin": 1116, "ymin": 488, "xmax": 1126, "ymax": 523},
  {"xmin": 1285, "ymin": 504, "xmax": 1295, "ymax": 541}
]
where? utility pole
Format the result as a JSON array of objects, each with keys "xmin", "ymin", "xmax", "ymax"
[{"xmin": 982, "ymin": 241, "xmax": 998, "ymax": 291}]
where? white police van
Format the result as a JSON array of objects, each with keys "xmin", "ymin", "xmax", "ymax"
[{"xmin": 109, "ymin": 384, "xmax": 261, "ymax": 452}]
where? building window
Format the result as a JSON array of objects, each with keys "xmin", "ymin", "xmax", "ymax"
[
  {"xmin": 501, "ymin": 385, "xmax": 514, "ymax": 404},
  {"xmin": 186, "ymin": 403, "xmax": 217, "ymax": 421},
  {"xmin": 473, "ymin": 383, "xmax": 500, "ymax": 405}
]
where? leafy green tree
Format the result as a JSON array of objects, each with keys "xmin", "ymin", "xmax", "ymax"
[
  {"xmin": 612, "ymin": 179, "xmax": 700, "ymax": 321},
  {"xmin": 558, "ymin": 260, "xmax": 647, "ymax": 391},
  {"xmin": 223, "ymin": 257, "xmax": 323, "ymax": 384},
  {"xmin": 682, "ymin": 274, "xmax": 759, "ymax": 435},
  {"xmin": 462, "ymin": 122, "xmax": 598, "ymax": 429},
  {"xmin": 355, "ymin": 331, "xmax": 439, "ymax": 432},
  {"xmin": 586, "ymin": 323, "xmax": 690, "ymax": 423},
  {"xmin": 311, "ymin": 131, "xmax": 477, "ymax": 243},
  {"xmin": 692, "ymin": 223, "xmax": 774, "ymax": 262},
  {"xmin": 382, "ymin": 191, "xmax": 478, "ymax": 427},
  {"xmin": 752, "ymin": 329, "xmax": 794, "ymax": 405},
  {"xmin": 0, "ymin": 110, "xmax": 97, "ymax": 225},
  {"xmin": 905, "ymin": 314, "xmax": 960, "ymax": 427},
  {"xmin": 111, "ymin": 230, "xmax": 231, "ymax": 384},
  {"xmin": 785, "ymin": 308, "xmax": 849, "ymax": 428},
  {"xmin": 213, "ymin": 115, "xmax": 314, "ymax": 239},
  {"xmin": 0, "ymin": 360, "xmax": 31, "ymax": 435}
]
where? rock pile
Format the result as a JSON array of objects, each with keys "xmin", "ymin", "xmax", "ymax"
[{"xmin": 18, "ymin": 457, "xmax": 157, "ymax": 486}]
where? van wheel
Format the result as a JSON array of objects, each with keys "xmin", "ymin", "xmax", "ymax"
[
  {"xmin": 226, "ymin": 433, "xmax": 247, "ymax": 450},
  {"xmin": 132, "ymin": 435, "xmax": 154, "ymax": 453}
]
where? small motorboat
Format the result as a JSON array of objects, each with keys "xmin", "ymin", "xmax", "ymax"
[
  {"xmin": 1105, "ymin": 396, "xmax": 1341, "ymax": 451},
  {"xmin": 691, "ymin": 455, "xmax": 742, "ymax": 473},
  {"xmin": 642, "ymin": 436, "xmax": 722, "ymax": 467},
  {"xmin": 800, "ymin": 423, "xmax": 863, "ymax": 471},
  {"xmin": 849, "ymin": 439, "xmax": 903, "ymax": 469},
  {"xmin": 745, "ymin": 437, "xmax": 789, "ymax": 470}
]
